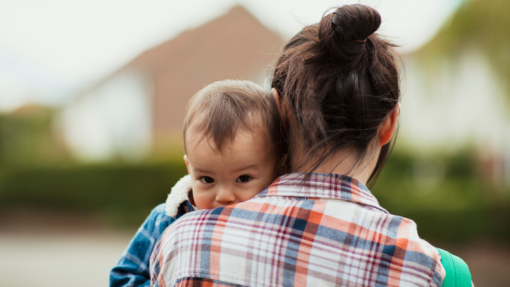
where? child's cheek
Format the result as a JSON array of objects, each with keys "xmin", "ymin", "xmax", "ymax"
[
  {"xmin": 190, "ymin": 182, "xmax": 205, "ymax": 209},
  {"xmin": 193, "ymin": 192, "xmax": 213, "ymax": 210}
]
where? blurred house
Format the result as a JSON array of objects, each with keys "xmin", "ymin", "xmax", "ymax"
[
  {"xmin": 61, "ymin": 5, "xmax": 283, "ymax": 161},
  {"xmin": 400, "ymin": 0, "xmax": 510, "ymax": 187}
]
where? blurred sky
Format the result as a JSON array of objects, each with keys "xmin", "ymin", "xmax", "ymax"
[{"xmin": 0, "ymin": 0, "xmax": 461, "ymax": 110}]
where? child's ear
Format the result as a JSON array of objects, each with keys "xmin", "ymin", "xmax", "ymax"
[{"xmin": 184, "ymin": 155, "xmax": 191, "ymax": 174}]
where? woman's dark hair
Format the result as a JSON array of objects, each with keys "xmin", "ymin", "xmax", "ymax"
[{"xmin": 271, "ymin": 4, "xmax": 400, "ymax": 185}]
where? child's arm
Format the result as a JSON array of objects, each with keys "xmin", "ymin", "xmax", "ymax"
[
  {"xmin": 110, "ymin": 203, "xmax": 172, "ymax": 287},
  {"xmin": 110, "ymin": 175, "xmax": 194, "ymax": 287}
]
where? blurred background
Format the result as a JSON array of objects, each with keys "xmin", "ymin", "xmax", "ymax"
[{"xmin": 0, "ymin": 0, "xmax": 509, "ymax": 286}]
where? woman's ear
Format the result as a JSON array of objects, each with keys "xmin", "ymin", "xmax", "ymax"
[
  {"xmin": 272, "ymin": 88, "xmax": 291, "ymax": 124},
  {"xmin": 184, "ymin": 154, "xmax": 191, "ymax": 174},
  {"xmin": 272, "ymin": 88, "xmax": 285, "ymax": 119},
  {"xmin": 378, "ymin": 105, "xmax": 400, "ymax": 147}
]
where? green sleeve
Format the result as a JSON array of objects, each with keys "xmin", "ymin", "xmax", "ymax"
[{"xmin": 437, "ymin": 248, "xmax": 472, "ymax": 287}]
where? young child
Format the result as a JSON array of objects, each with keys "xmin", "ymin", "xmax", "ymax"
[{"xmin": 110, "ymin": 80, "xmax": 286, "ymax": 287}]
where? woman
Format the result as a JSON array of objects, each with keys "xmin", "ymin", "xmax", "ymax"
[{"xmin": 151, "ymin": 4, "xmax": 447, "ymax": 286}]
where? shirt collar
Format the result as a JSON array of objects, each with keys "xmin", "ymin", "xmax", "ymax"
[{"xmin": 255, "ymin": 173, "xmax": 387, "ymax": 213}]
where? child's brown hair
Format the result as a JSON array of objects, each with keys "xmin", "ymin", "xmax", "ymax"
[{"xmin": 183, "ymin": 80, "xmax": 287, "ymax": 176}]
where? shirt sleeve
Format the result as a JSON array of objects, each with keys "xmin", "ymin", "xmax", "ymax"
[{"xmin": 110, "ymin": 203, "xmax": 174, "ymax": 287}]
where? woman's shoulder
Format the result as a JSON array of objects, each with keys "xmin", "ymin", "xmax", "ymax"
[
  {"xmin": 380, "ymin": 213, "xmax": 446, "ymax": 284},
  {"xmin": 381, "ymin": 213, "xmax": 435, "ymax": 248}
]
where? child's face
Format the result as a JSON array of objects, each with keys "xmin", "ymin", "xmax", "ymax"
[{"xmin": 184, "ymin": 128, "xmax": 276, "ymax": 210}]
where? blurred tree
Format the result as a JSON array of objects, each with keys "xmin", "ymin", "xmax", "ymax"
[
  {"xmin": 0, "ymin": 104, "xmax": 67, "ymax": 166},
  {"xmin": 419, "ymin": 0, "xmax": 510, "ymax": 101},
  {"xmin": 407, "ymin": 0, "xmax": 510, "ymax": 188}
]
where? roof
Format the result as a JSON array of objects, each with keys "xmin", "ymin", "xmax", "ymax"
[
  {"xmin": 72, "ymin": 5, "xmax": 285, "ymax": 134},
  {"xmin": 124, "ymin": 5, "xmax": 285, "ymax": 133}
]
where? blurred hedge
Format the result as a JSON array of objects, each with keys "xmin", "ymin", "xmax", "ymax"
[
  {"xmin": 372, "ymin": 151, "xmax": 510, "ymax": 244},
  {"xmin": 0, "ymin": 151, "xmax": 509, "ymax": 244},
  {"xmin": 0, "ymin": 161, "xmax": 188, "ymax": 226}
]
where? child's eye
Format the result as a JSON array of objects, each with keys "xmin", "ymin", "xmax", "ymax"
[
  {"xmin": 236, "ymin": 175, "xmax": 252, "ymax": 183},
  {"xmin": 200, "ymin": 176, "xmax": 215, "ymax": 184}
]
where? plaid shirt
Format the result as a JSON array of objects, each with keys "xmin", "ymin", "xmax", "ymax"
[{"xmin": 150, "ymin": 173, "xmax": 445, "ymax": 287}]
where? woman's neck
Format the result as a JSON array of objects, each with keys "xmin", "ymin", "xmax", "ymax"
[{"xmin": 292, "ymin": 146, "xmax": 379, "ymax": 185}]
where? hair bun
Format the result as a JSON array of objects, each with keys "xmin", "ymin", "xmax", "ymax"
[{"xmin": 331, "ymin": 4, "xmax": 381, "ymax": 43}]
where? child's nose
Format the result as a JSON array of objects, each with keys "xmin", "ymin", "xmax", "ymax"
[{"xmin": 215, "ymin": 188, "xmax": 236, "ymax": 205}]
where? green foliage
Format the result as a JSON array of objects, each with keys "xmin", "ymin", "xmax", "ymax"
[
  {"xmin": 0, "ymin": 106, "xmax": 67, "ymax": 166},
  {"xmin": 372, "ymin": 150, "xmax": 510, "ymax": 243},
  {"xmin": 0, "ymin": 161, "xmax": 188, "ymax": 226},
  {"xmin": 401, "ymin": 0, "xmax": 510, "ymax": 242},
  {"xmin": 0, "ymin": 150, "xmax": 508, "ymax": 243},
  {"xmin": 418, "ymin": 0, "xmax": 510, "ymax": 101}
]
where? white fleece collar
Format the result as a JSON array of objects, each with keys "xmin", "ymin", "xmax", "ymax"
[{"xmin": 165, "ymin": 174, "xmax": 197, "ymax": 217}]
